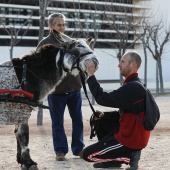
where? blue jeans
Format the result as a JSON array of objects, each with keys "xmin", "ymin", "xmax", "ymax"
[{"xmin": 48, "ymin": 91, "xmax": 84, "ymax": 155}]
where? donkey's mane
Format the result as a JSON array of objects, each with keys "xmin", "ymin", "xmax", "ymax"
[
  {"xmin": 19, "ymin": 44, "xmax": 59, "ymax": 67},
  {"xmin": 11, "ymin": 44, "xmax": 62, "ymax": 100}
]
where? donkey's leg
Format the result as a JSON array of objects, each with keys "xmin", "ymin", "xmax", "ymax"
[
  {"xmin": 15, "ymin": 123, "xmax": 38, "ymax": 170},
  {"xmin": 14, "ymin": 125, "xmax": 23, "ymax": 165}
]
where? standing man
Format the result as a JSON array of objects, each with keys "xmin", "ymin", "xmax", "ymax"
[
  {"xmin": 37, "ymin": 13, "xmax": 84, "ymax": 161},
  {"xmin": 83, "ymin": 51, "xmax": 150, "ymax": 170}
]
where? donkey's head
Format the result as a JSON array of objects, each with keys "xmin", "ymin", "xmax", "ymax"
[{"xmin": 52, "ymin": 30, "xmax": 99, "ymax": 72}]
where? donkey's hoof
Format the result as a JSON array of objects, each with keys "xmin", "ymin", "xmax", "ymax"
[
  {"xmin": 29, "ymin": 165, "xmax": 39, "ymax": 170},
  {"xmin": 21, "ymin": 165, "xmax": 39, "ymax": 170},
  {"xmin": 21, "ymin": 165, "xmax": 27, "ymax": 170}
]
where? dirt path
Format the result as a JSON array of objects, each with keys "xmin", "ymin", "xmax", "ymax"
[{"xmin": 0, "ymin": 95, "xmax": 170, "ymax": 170}]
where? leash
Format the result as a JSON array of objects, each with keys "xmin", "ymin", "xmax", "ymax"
[
  {"xmin": 59, "ymin": 49, "xmax": 100, "ymax": 139},
  {"xmin": 80, "ymin": 72, "xmax": 95, "ymax": 113},
  {"xmin": 79, "ymin": 71, "xmax": 100, "ymax": 139}
]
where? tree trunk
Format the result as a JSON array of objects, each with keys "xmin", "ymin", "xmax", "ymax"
[
  {"xmin": 38, "ymin": 15, "xmax": 45, "ymax": 42},
  {"xmin": 37, "ymin": 105, "xmax": 43, "ymax": 125},
  {"xmin": 156, "ymin": 62, "xmax": 159, "ymax": 96},
  {"xmin": 143, "ymin": 44, "xmax": 147, "ymax": 88},
  {"xmin": 38, "ymin": 0, "xmax": 46, "ymax": 42},
  {"xmin": 10, "ymin": 46, "xmax": 13, "ymax": 59},
  {"xmin": 10, "ymin": 34, "xmax": 14, "ymax": 59},
  {"xmin": 157, "ymin": 57, "xmax": 164, "ymax": 94},
  {"xmin": 117, "ymin": 51, "xmax": 123, "ymax": 85},
  {"xmin": 37, "ymin": 0, "xmax": 49, "ymax": 125}
]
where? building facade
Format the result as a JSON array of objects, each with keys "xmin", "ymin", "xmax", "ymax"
[
  {"xmin": 1, "ymin": 0, "xmax": 170, "ymax": 90},
  {"xmin": 0, "ymin": 0, "xmax": 148, "ymax": 47}
]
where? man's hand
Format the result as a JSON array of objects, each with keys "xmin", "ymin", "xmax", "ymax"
[
  {"xmin": 85, "ymin": 60, "xmax": 98, "ymax": 77},
  {"xmin": 94, "ymin": 110, "xmax": 104, "ymax": 120}
]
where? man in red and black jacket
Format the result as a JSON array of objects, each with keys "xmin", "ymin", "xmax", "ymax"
[{"xmin": 82, "ymin": 51, "xmax": 150, "ymax": 170}]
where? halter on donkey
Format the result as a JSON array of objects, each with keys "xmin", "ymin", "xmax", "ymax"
[{"xmin": 0, "ymin": 30, "xmax": 99, "ymax": 170}]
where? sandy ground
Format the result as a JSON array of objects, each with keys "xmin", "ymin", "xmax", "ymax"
[{"xmin": 0, "ymin": 94, "xmax": 170, "ymax": 170}]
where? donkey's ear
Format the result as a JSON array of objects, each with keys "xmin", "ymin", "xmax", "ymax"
[
  {"xmin": 52, "ymin": 29, "xmax": 73, "ymax": 43},
  {"xmin": 86, "ymin": 36, "xmax": 94, "ymax": 45}
]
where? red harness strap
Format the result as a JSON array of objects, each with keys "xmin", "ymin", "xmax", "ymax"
[{"xmin": 0, "ymin": 89, "xmax": 34, "ymax": 99}]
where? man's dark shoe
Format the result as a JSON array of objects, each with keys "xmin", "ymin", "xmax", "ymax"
[
  {"xmin": 56, "ymin": 153, "xmax": 67, "ymax": 161},
  {"xmin": 74, "ymin": 151, "xmax": 83, "ymax": 158},
  {"xmin": 126, "ymin": 150, "xmax": 141, "ymax": 170},
  {"xmin": 93, "ymin": 161, "xmax": 122, "ymax": 168},
  {"xmin": 126, "ymin": 168, "xmax": 136, "ymax": 170}
]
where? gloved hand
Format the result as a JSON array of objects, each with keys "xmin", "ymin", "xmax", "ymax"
[{"xmin": 94, "ymin": 110, "xmax": 104, "ymax": 120}]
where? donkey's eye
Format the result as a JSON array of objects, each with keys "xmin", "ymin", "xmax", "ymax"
[{"xmin": 77, "ymin": 44, "xmax": 85, "ymax": 48}]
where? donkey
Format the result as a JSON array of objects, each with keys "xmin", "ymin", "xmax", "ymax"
[{"xmin": 0, "ymin": 30, "xmax": 98, "ymax": 170}]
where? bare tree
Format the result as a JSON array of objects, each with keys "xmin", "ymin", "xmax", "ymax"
[
  {"xmin": 81, "ymin": 2, "xmax": 104, "ymax": 49},
  {"xmin": 38, "ymin": 0, "xmax": 51, "ymax": 43},
  {"xmin": 37, "ymin": 0, "xmax": 51, "ymax": 126},
  {"xmin": 142, "ymin": 20, "xmax": 170, "ymax": 95},
  {"xmin": 102, "ymin": 5, "xmax": 143, "ymax": 83},
  {"xmin": 140, "ymin": 22, "xmax": 148, "ymax": 88},
  {"xmin": 61, "ymin": 1, "xmax": 103, "ymax": 50},
  {"xmin": 0, "ymin": 17, "xmax": 31, "ymax": 59}
]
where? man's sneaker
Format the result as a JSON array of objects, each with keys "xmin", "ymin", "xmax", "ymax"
[
  {"xmin": 93, "ymin": 161, "xmax": 122, "ymax": 168},
  {"xmin": 125, "ymin": 150, "xmax": 141, "ymax": 170},
  {"xmin": 74, "ymin": 151, "xmax": 83, "ymax": 158},
  {"xmin": 56, "ymin": 153, "xmax": 67, "ymax": 161},
  {"xmin": 126, "ymin": 168, "xmax": 136, "ymax": 170}
]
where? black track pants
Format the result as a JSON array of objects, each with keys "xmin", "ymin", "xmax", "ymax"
[{"xmin": 83, "ymin": 132, "xmax": 138, "ymax": 164}]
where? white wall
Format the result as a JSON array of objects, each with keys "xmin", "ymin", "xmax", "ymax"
[
  {"xmin": 1, "ymin": 45, "xmax": 170, "ymax": 91},
  {"xmin": 94, "ymin": 49, "xmax": 119, "ymax": 80},
  {"xmin": 0, "ymin": 46, "xmax": 36, "ymax": 64}
]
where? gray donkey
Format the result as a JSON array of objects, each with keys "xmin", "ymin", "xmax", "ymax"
[{"xmin": 0, "ymin": 30, "xmax": 99, "ymax": 170}]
